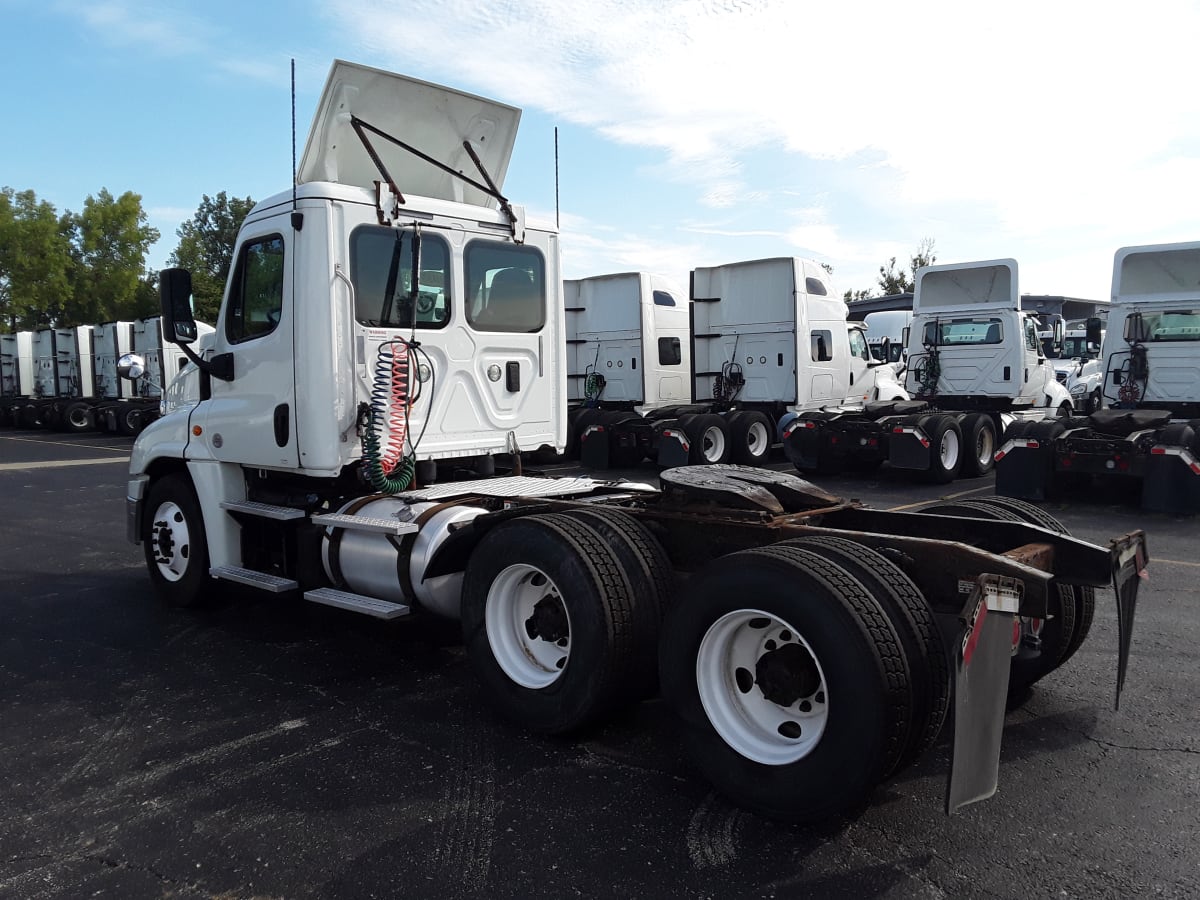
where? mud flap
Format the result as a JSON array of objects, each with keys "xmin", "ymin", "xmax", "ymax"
[
  {"xmin": 946, "ymin": 574, "xmax": 1020, "ymax": 815},
  {"xmin": 579, "ymin": 424, "xmax": 611, "ymax": 469},
  {"xmin": 1141, "ymin": 449, "xmax": 1200, "ymax": 516},
  {"xmin": 888, "ymin": 427, "xmax": 933, "ymax": 471},
  {"xmin": 994, "ymin": 438, "xmax": 1051, "ymax": 500},
  {"xmin": 655, "ymin": 427, "xmax": 690, "ymax": 469},
  {"xmin": 1110, "ymin": 530, "xmax": 1148, "ymax": 710},
  {"xmin": 782, "ymin": 419, "xmax": 822, "ymax": 470}
]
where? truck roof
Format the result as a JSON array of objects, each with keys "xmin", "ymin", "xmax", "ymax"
[
  {"xmin": 913, "ymin": 259, "xmax": 1019, "ymax": 315},
  {"xmin": 296, "ymin": 60, "xmax": 521, "ymax": 210},
  {"xmin": 1112, "ymin": 241, "xmax": 1200, "ymax": 303}
]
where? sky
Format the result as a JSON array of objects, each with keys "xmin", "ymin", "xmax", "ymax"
[{"xmin": 3, "ymin": 0, "xmax": 1199, "ymax": 303}]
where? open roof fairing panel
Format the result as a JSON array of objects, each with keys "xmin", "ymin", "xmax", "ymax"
[
  {"xmin": 913, "ymin": 259, "xmax": 1018, "ymax": 314},
  {"xmin": 1113, "ymin": 241, "xmax": 1200, "ymax": 303},
  {"xmin": 297, "ymin": 60, "xmax": 521, "ymax": 209}
]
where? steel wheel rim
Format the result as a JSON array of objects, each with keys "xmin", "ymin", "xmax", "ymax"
[
  {"xmin": 702, "ymin": 425, "xmax": 727, "ymax": 462},
  {"xmin": 485, "ymin": 563, "xmax": 571, "ymax": 689},
  {"xmin": 975, "ymin": 425, "xmax": 994, "ymax": 468},
  {"xmin": 150, "ymin": 500, "xmax": 191, "ymax": 583},
  {"xmin": 746, "ymin": 420, "xmax": 770, "ymax": 456},
  {"xmin": 68, "ymin": 406, "xmax": 89, "ymax": 428},
  {"xmin": 940, "ymin": 428, "xmax": 961, "ymax": 470},
  {"xmin": 696, "ymin": 608, "xmax": 829, "ymax": 765}
]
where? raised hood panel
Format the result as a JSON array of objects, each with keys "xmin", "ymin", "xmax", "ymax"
[
  {"xmin": 914, "ymin": 259, "xmax": 1018, "ymax": 314},
  {"xmin": 297, "ymin": 60, "xmax": 521, "ymax": 208}
]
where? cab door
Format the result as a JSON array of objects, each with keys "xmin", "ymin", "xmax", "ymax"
[{"xmin": 196, "ymin": 222, "xmax": 299, "ymax": 469}]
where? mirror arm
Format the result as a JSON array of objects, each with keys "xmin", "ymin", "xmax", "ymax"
[{"xmin": 173, "ymin": 341, "xmax": 235, "ymax": 382}]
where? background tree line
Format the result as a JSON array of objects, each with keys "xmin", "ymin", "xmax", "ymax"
[{"xmin": 0, "ymin": 187, "xmax": 253, "ymax": 332}]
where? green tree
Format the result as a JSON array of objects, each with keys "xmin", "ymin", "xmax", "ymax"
[
  {"xmin": 169, "ymin": 192, "xmax": 256, "ymax": 321},
  {"xmin": 0, "ymin": 187, "xmax": 73, "ymax": 331},
  {"xmin": 63, "ymin": 188, "xmax": 160, "ymax": 324},
  {"xmin": 877, "ymin": 237, "xmax": 937, "ymax": 296}
]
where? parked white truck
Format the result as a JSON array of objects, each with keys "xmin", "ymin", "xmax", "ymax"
[
  {"xmin": 120, "ymin": 60, "xmax": 1145, "ymax": 824},
  {"xmin": 997, "ymin": 240, "xmax": 1200, "ymax": 514},
  {"xmin": 784, "ymin": 259, "xmax": 1073, "ymax": 482},
  {"xmin": 574, "ymin": 258, "xmax": 909, "ymax": 469},
  {"xmin": 1051, "ymin": 321, "xmax": 1105, "ymax": 414},
  {"xmin": 0, "ymin": 330, "xmax": 34, "ymax": 425}
]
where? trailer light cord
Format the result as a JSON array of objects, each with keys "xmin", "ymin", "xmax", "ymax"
[
  {"xmin": 713, "ymin": 334, "xmax": 745, "ymax": 402},
  {"xmin": 583, "ymin": 345, "xmax": 606, "ymax": 402},
  {"xmin": 362, "ymin": 337, "xmax": 433, "ymax": 493}
]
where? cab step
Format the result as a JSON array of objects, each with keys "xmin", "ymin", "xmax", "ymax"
[
  {"xmin": 304, "ymin": 588, "xmax": 410, "ymax": 619},
  {"xmin": 310, "ymin": 512, "xmax": 418, "ymax": 535},
  {"xmin": 219, "ymin": 500, "xmax": 307, "ymax": 520},
  {"xmin": 209, "ymin": 565, "xmax": 298, "ymax": 592}
]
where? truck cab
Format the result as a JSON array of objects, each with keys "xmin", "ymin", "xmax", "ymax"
[{"xmin": 905, "ymin": 259, "xmax": 1071, "ymax": 414}]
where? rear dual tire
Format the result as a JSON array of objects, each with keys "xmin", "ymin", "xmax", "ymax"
[{"xmin": 659, "ymin": 543, "xmax": 925, "ymax": 823}]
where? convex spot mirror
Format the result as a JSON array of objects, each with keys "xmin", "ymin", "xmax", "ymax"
[{"xmin": 117, "ymin": 353, "xmax": 146, "ymax": 381}]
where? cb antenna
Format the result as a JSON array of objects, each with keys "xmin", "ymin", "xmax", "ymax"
[
  {"xmin": 554, "ymin": 126, "xmax": 560, "ymax": 230},
  {"xmin": 291, "ymin": 59, "xmax": 302, "ymax": 230}
]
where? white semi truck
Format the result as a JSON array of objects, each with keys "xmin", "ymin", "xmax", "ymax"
[
  {"xmin": 784, "ymin": 259, "xmax": 1073, "ymax": 482},
  {"xmin": 0, "ymin": 330, "xmax": 34, "ymax": 425},
  {"xmin": 573, "ymin": 259, "xmax": 909, "ymax": 469},
  {"xmin": 120, "ymin": 60, "xmax": 1146, "ymax": 824},
  {"xmin": 1051, "ymin": 321, "xmax": 1105, "ymax": 415},
  {"xmin": 997, "ymin": 240, "xmax": 1200, "ymax": 514}
]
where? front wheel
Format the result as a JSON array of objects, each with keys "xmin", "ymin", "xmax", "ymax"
[{"xmin": 143, "ymin": 474, "xmax": 212, "ymax": 608}]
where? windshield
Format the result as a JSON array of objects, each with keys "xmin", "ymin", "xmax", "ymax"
[{"xmin": 1061, "ymin": 336, "xmax": 1098, "ymax": 358}]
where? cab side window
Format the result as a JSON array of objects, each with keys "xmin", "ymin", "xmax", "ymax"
[
  {"xmin": 1024, "ymin": 318, "xmax": 1039, "ymax": 352},
  {"xmin": 811, "ymin": 329, "xmax": 833, "ymax": 362},
  {"xmin": 226, "ymin": 235, "xmax": 285, "ymax": 343},
  {"xmin": 848, "ymin": 329, "xmax": 870, "ymax": 361}
]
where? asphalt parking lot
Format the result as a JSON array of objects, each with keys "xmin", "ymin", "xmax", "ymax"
[{"xmin": 1, "ymin": 428, "xmax": 1198, "ymax": 899}]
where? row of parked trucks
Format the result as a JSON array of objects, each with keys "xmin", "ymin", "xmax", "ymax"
[
  {"xmin": 564, "ymin": 255, "xmax": 1074, "ymax": 484},
  {"xmin": 0, "ymin": 317, "xmax": 205, "ymax": 434},
  {"xmin": 111, "ymin": 60, "xmax": 1147, "ymax": 826}
]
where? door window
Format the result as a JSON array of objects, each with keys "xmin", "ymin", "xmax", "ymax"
[{"xmin": 226, "ymin": 235, "xmax": 285, "ymax": 344}]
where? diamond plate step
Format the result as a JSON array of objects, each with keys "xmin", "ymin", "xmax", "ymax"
[
  {"xmin": 209, "ymin": 565, "xmax": 298, "ymax": 592},
  {"xmin": 310, "ymin": 512, "xmax": 418, "ymax": 535},
  {"xmin": 220, "ymin": 500, "xmax": 307, "ymax": 520},
  {"xmin": 304, "ymin": 588, "xmax": 410, "ymax": 620}
]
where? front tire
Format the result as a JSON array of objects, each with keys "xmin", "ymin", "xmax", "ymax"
[{"xmin": 143, "ymin": 474, "xmax": 212, "ymax": 608}]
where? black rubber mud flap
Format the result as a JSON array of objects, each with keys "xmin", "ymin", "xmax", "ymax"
[
  {"xmin": 887, "ymin": 417, "xmax": 934, "ymax": 471},
  {"xmin": 1141, "ymin": 450, "xmax": 1200, "ymax": 515},
  {"xmin": 579, "ymin": 421, "xmax": 611, "ymax": 469},
  {"xmin": 1110, "ymin": 530, "xmax": 1148, "ymax": 710},
  {"xmin": 782, "ymin": 418, "xmax": 822, "ymax": 470},
  {"xmin": 654, "ymin": 427, "xmax": 690, "ymax": 469},
  {"xmin": 659, "ymin": 465, "xmax": 842, "ymax": 513},
  {"xmin": 946, "ymin": 574, "xmax": 1019, "ymax": 815}
]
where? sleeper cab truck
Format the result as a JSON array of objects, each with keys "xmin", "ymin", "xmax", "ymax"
[
  {"xmin": 576, "ymin": 258, "xmax": 908, "ymax": 470},
  {"xmin": 0, "ymin": 331, "xmax": 35, "ymax": 426}
]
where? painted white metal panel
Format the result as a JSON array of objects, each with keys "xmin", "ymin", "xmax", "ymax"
[
  {"xmin": 92, "ymin": 321, "xmax": 134, "ymax": 400},
  {"xmin": 298, "ymin": 60, "xmax": 521, "ymax": 209},
  {"xmin": 914, "ymin": 259, "xmax": 1019, "ymax": 314},
  {"xmin": 0, "ymin": 331, "xmax": 33, "ymax": 397}
]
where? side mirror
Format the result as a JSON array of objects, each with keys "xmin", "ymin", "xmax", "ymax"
[
  {"xmin": 160, "ymin": 268, "xmax": 198, "ymax": 344},
  {"xmin": 1053, "ymin": 320, "xmax": 1064, "ymax": 344},
  {"xmin": 117, "ymin": 353, "xmax": 146, "ymax": 381},
  {"xmin": 1087, "ymin": 340, "xmax": 1101, "ymax": 354},
  {"xmin": 1123, "ymin": 312, "xmax": 1149, "ymax": 343},
  {"xmin": 901, "ymin": 326, "xmax": 910, "ymax": 350},
  {"xmin": 1085, "ymin": 316, "xmax": 1103, "ymax": 345},
  {"xmin": 880, "ymin": 337, "xmax": 891, "ymax": 361},
  {"xmin": 922, "ymin": 321, "xmax": 938, "ymax": 347}
]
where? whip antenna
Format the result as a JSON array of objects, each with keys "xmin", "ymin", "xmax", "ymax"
[{"xmin": 554, "ymin": 126, "xmax": 560, "ymax": 230}]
